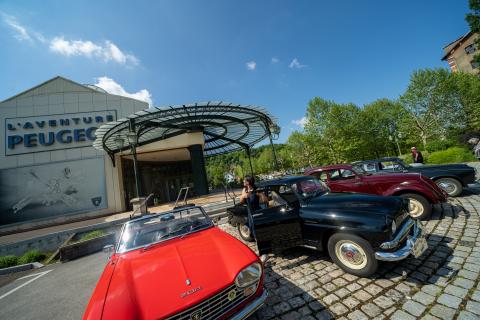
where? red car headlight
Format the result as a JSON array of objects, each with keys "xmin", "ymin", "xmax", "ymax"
[{"xmin": 235, "ymin": 262, "xmax": 261, "ymax": 288}]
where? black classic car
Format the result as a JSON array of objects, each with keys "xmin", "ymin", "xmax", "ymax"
[
  {"xmin": 352, "ymin": 157, "xmax": 477, "ymax": 197},
  {"xmin": 230, "ymin": 176, "xmax": 427, "ymax": 276}
]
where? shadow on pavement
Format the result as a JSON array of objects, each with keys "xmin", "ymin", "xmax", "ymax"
[{"xmin": 252, "ymin": 248, "xmax": 333, "ymax": 319}]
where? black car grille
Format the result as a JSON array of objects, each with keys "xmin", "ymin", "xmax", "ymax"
[{"xmin": 165, "ymin": 283, "xmax": 253, "ymax": 320}]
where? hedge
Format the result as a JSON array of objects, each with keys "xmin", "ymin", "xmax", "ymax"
[{"xmin": 427, "ymin": 147, "xmax": 476, "ymax": 164}]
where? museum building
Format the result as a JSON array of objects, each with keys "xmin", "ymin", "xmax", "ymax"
[{"xmin": 0, "ymin": 76, "xmax": 278, "ymax": 228}]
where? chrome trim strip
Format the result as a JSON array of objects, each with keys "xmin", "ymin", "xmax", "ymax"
[
  {"xmin": 379, "ymin": 218, "xmax": 414, "ymax": 250},
  {"xmin": 231, "ymin": 289, "xmax": 268, "ymax": 320},
  {"xmin": 375, "ymin": 220, "xmax": 424, "ymax": 262}
]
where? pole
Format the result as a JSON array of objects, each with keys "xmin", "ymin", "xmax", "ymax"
[
  {"xmin": 129, "ymin": 119, "xmax": 142, "ymax": 198},
  {"xmin": 246, "ymin": 147, "xmax": 254, "ymax": 176},
  {"xmin": 268, "ymin": 131, "xmax": 280, "ymax": 171},
  {"xmin": 131, "ymin": 144, "xmax": 142, "ymax": 198}
]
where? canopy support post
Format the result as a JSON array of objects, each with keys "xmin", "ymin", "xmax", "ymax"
[
  {"xmin": 129, "ymin": 118, "xmax": 143, "ymax": 198},
  {"xmin": 245, "ymin": 147, "xmax": 254, "ymax": 176},
  {"xmin": 267, "ymin": 128, "xmax": 280, "ymax": 171}
]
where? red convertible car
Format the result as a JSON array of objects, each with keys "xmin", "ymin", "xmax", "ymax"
[
  {"xmin": 306, "ymin": 164, "xmax": 447, "ymax": 220},
  {"xmin": 83, "ymin": 206, "xmax": 267, "ymax": 320}
]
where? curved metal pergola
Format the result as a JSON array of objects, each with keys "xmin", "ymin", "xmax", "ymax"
[{"xmin": 93, "ymin": 101, "xmax": 280, "ymax": 164}]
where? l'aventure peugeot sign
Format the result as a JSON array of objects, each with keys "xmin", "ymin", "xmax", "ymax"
[{"xmin": 5, "ymin": 110, "xmax": 117, "ymax": 155}]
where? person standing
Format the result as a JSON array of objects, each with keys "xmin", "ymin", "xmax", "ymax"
[{"xmin": 411, "ymin": 147, "xmax": 424, "ymax": 164}]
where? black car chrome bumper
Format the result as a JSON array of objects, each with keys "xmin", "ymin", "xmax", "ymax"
[
  {"xmin": 375, "ymin": 219, "xmax": 427, "ymax": 262},
  {"xmin": 231, "ymin": 289, "xmax": 268, "ymax": 320}
]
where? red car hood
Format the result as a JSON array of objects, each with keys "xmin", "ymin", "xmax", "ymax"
[{"xmin": 101, "ymin": 227, "xmax": 258, "ymax": 320}]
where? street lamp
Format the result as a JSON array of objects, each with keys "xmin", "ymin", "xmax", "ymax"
[{"xmin": 114, "ymin": 136, "xmax": 125, "ymax": 150}]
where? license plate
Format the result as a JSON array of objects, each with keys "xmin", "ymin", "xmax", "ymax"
[{"xmin": 412, "ymin": 237, "xmax": 428, "ymax": 258}]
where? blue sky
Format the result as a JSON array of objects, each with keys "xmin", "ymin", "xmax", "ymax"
[{"xmin": 0, "ymin": 0, "xmax": 472, "ymax": 142}]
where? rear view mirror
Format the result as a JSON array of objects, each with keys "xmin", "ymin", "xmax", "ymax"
[{"xmin": 103, "ymin": 244, "xmax": 114, "ymax": 254}]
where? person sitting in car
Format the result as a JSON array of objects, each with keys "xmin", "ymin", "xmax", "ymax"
[{"xmin": 239, "ymin": 175, "xmax": 268, "ymax": 210}]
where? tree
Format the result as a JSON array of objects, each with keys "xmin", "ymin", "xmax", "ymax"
[
  {"xmin": 360, "ymin": 99, "xmax": 407, "ymax": 156},
  {"xmin": 466, "ymin": 0, "xmax": 480, "ymax": 64},
  {"xmin": 400, "ymin": 68, "xmax": 466, "ymax": 149},
  {"xmin": 304, "ymin": 98, "xmax": 366, "ymax": 163},
  {"xmin": 451, "ymin": 71, "xmax": 480, "ymax": 131}
]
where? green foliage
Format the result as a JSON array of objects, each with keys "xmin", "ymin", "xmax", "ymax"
[
  {"xmin": 18, "ymin": 250, "xmax": 47, "ymax": 265},
  {"xmin": 466, "ymin": 0, "xmax": 480, "ymax": 64},
  {"xmin": 204, "ymin": 67, "xmax": 480, "ymax": 184},
  {"xmin": 451, "ymin": 72, "xmax": 480, "ymax": 131},
  {"xmin": 427, "ymin": 147, "xmax": 476, "ymax": 164},
  {"xmin": 0, "ymin": 255, "xmax": 19, "ymax": 269},
  {"xmin": 400, "ymin": 68, "xmax": 467, "ymax": 149},
  {"xmin": 78, "ymin": 230, "xmax": 106, "ymax": 242},
  {"xmin": 425, "ymin": 139, "xmax": 456, "ymax": 153}
]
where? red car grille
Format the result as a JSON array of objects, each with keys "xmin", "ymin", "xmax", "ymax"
[{"xmin": 165, "ymin": 283, "xmax": 253, "ymax": 320}]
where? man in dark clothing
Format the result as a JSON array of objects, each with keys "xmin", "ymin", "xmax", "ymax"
[{"xmin": 411, "ymin": 147, "xmax": 424, "ymax": 164}]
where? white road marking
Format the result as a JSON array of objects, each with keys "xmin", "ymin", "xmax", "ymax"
[{"xmin": 0, "ymin": 270, "xmax": 53, "ymax": 300}]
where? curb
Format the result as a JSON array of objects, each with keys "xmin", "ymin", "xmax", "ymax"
[
  {"xmin": 0, "ymin": 203, "xmax": 234, "ymax": 254},
  {"xmin": 0, "ymin": 262, "xmax": 44, "ymax": 275}
]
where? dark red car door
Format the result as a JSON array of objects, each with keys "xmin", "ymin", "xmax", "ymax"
[{"xmin": 326, "ymin": 169, "xmax": 372, "ymax": 194}]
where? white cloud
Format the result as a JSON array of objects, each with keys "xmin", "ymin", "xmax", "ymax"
[
  {"xmin": 50, "ymin": 37, "xmax": 138, "ymax": 66},
  {"xmin": 246, "ymin": 61, "xmax": 256, "ymax": 70},
  {"xmin": 289, "ymin": 58, "xmax": 307, "ymax": 69},
  {"xmin": 94, "ymin": 77, "xmax": 152, "ymax": 106},
  {"xmin": 292, "ymin": 117, "xmax": 307, "ymax": 128},
  {"xmin": 1, "ymin": 13, "xmax": 32, "ymax": 42},
  {"xmin": 271, "ymin": 57, "xmax": 280, "ymax": 64},
  {"xmin": 1, "ymin": 13, "xmax": 139, "ymax": 67}
]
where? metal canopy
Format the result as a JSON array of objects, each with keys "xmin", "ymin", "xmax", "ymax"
[{"xmin": 93, "ymin": 102, "xmax": 280, "ymax": 161}]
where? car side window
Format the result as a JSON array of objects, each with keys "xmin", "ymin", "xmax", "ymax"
[
  {"xmin": 313, "ymin": 171, "xmax": 328, "ymax": 182},
  {"xmin": 380, "ymin": 161, "xmax": 403, "ymax": 172},
  {"xmin": 331, "ymin": 169, "xmax": 356, "ymax": 181}
]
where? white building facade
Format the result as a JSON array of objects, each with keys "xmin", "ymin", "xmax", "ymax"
[{"xmin": 0, "ymin": 76, "xmax": 148, "ymax": 227}]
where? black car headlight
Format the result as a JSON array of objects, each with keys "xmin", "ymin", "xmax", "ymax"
[{"xmin": 235, "ymin": 262, "xmax": 261, "ymax": 288}]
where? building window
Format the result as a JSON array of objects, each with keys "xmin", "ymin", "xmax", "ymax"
[
  {"xmin": 465, "ymin": 44, "xmax": 477, "ymax": 55},
  {"xmin": 471, "ymin": 60, "xmax": 480, "ymax": 69}
]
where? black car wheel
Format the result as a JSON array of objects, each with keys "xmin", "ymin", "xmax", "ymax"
[
  {"xmin": 401, "ymin": 193, "xmax": 432, "ymax": 220},
  {"xmin": 327, "ymin": 233, "xmax": 378, "ymax": 277},
  {"xmin": 435, "ymin": 178, "xmax": 462, "ymax": 197},
  {"xmin": 238, "ymin": 224, "xmax": 254, "ymax": 242}
]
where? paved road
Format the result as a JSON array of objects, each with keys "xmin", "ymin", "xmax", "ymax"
[
  {"xmin": 1, "ymin": 187, "xmax": 480, "ymax": 319},
  {"xmin": 0, "ymin": 252, "xmax": 106, "ymax": 320}
]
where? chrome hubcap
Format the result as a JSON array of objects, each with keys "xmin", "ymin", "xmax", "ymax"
[
  {"xmin": 240, "ymin": 225, "xmax": 250, "ymax": 237},
  {"xmin": 335, "ymin": 241, "xmax": 367, "ymax": 269},
  {"xmin": 437, "ymin": 181, "xmax": 456, "ymax": 194},
  {"xmin": 407, "ymin": 198, "xmax": 424, "ymax": 218}
]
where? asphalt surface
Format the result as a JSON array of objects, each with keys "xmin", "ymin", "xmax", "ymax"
[{"xmin": 0, "ymin": 252, "xmax": 107, "ymax": 320}]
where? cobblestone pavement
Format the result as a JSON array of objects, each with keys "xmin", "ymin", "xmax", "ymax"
[{"xmin": 219, "ymin": 186, "xmax": 480, "ymax": 320}]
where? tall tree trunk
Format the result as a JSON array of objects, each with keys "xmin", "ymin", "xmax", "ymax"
[{"xmin": 421, "ymin": 134, "xmax": 427, "ymax": 150}]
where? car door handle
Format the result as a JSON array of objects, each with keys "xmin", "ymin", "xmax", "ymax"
[{"xmin": 354, "ymin": 182, "xmax": 364, "ymax": 185}]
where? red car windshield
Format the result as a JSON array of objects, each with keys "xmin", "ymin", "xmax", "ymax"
[{"xmin": 117, "ymin": 207, "xmax": 213, "ymax": 253}]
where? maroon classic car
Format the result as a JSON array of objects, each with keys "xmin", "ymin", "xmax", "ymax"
[{"xmin": 305, "ymin": 164, "xmax": 447, "ymax": 220}]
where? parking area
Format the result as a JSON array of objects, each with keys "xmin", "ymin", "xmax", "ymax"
[
  {"xmin": 0, "ymin": 187, "xmax": 479, "ymax": 320},
  {"xmin": 222, "ymin": 187, "xmax": 480, "ymax": 320}
]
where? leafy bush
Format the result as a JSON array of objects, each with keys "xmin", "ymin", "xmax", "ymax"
[
  {"xmin": 18, "ymin": 250, "xmax": 47, "ymax": 265},
  {"xmin": 0, "ymin": 255, "xmax": 19, "ymax": 269},
  {"xmin": 398, "ymin": 154, "xmax": 414, "ymax": 164},
  {"xmin": 427, "ymin": 147, "xmax": 476, "ymax": 164},
  {"xmin": 425, "ymin": 139, "xmax": 455, "ymax": 153},
  {"xmin": 78, "ymin": 230, "xmax": 106, "ymax": 242}
]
